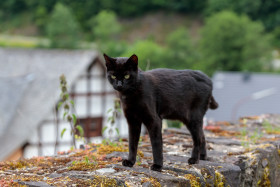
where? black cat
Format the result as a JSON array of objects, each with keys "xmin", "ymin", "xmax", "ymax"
[{"xmin": 103, "ymin": 54, "xmax": 218, "ymax": 172}]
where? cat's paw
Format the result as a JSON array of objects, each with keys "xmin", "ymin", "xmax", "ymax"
[
  {"xmin": 200, "ymin": 154, "xmax": 207, "ymax": 160},
  {"xmin": 150, "ymin": 164, "xmax": 162, "ymax": 172},
  {"xmin": 188, "ymin": 157, "xmax": 199, "ymax": 165},
  {"xmin": 122, "ymin": 159, "xmax": 134, "ymax": 167}
]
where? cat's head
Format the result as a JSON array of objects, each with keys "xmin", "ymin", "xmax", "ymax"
[{"xmin": 103, "ymin": 54, "xmax": 139, "ymax": 92}]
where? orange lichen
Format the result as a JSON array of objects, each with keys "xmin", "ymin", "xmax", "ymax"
[
  {"xmin": 68, "ymin": 161, "xmax": 99, "ymax": 171},
  {"xmin": 258, "ymin": 166, "xmax": 271, "ymax": 187},
  {"xmin": 96, "ymin": 144, "xmax": 128, "ymax": 155},
  {"xmin": 205, "ymin": 127, "xmax": 241, "ymax": 137},
  {"xmin": 184, "ymin": 174, "xmax": 201, "ymax": 187},
  {"xmin": 141, "ymin": 177, "xmax": 161, "ymax": 187}
]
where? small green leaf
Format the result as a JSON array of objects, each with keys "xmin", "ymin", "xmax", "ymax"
[
  {"xmin": 63, "ymin": 111, "xmax": 68, "ymax": 120},
  {"xmin": 70, "ymin": 100, "xmax": 75, "ymax": 107},
  {"xmin": 119, "ymin": 138, "xmax": 123, "ymax": 143},
  {"xmin": 61, "ymin": 128, "xmax": 67, "ymax": 138},
  {"xmin": 57, "ymin": 101, "xmax": 63, "ymax": 110},
  {"xmin": 76, "ymin": 125, "xmax": 84, "ymax": 137},
  {"xmin": 102, "ymin": 126, "xmax": 108, "ymax": 134},
  {"xmin": 107, "ymin": 116, "xmax": 113, "ymax": 122},
  {"xmin": 117, "ymin": 108, "xmax": 122, "ymax": 113},
  {"xmin": 72, "ymin": 114, "xmax": 77, "ymax": 125},
  {"xmin": 102, "ymin": 139, "xmax": 107, "ymax": 145},
  {"xmin": 115, "ymin": 127, "xmax": 120, "ymax": 136},
  {"xmin": 107, "ymin": 108, "xmax": 113, "ymax": 114},
  {"xmin": 85, "ymin": 156, "xmax": 89, "ymax": 164}
]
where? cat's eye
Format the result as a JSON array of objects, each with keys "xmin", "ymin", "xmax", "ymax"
[
  {"xmin": 124, "ymin": 74, "xmax": 130, "ymax": 79},
  {"xmin": 111, "ymin": 75, "xmax": 116, "ymax": 79}
]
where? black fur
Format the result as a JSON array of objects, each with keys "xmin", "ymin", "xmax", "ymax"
[{"xmin": 104, "ymin": 54, "xmax": 218, "ymax": 172}]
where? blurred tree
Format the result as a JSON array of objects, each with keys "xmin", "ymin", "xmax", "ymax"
[
  {"xmin": 160, "ymin": 0, "xmax": 206, "ymax": 13},
  {"xmin": 122, "ymin": 40, "xmax": 167, "ymax": 70},
  {"xmin": 99, "ymin": 41, "xmax": 128, "ymax": 57},
  {"xmin": 46, "ymin": 3, "xmax": 80, "ymax": 49},
  {"xmin": 116, "ymin": 0, "xmax": 150, "ymax": 17},
  {"xmin": 90, "ymin": 10, "xmax": 121, "ymax": 41},
  {"xmin": 165, "ymin": 27, "xmax": 198, "ymax": 69},
  {"xmin": 34, "ymin": 5, "xmax": 48, "ymax": 32},
  {"xmin": 199, "ymin": 11, "xmax": 272, "ymax": 75},
  {"xmin": 89, "ymin": 10, "xmax": 125, "ymax": 56},
  {"xmin": 205, "ymin": 0, "xmax": 280, "ymax": 31},
  {"xmin": 272, "ymin": 27, "xmax": 280, "ymax": 49},
  {"xmin": 0, "ymin": 0, "xmax": 27, "ymax": 17}
]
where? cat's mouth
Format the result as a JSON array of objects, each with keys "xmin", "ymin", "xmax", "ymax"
[{"xmin": 114, "ymin": 85, "xmax": 124, "ymax": 92}]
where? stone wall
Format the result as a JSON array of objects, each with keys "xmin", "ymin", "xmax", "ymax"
[{"xmin": 0, "ymin": 114, "xmax": 279, "ymax": 186}]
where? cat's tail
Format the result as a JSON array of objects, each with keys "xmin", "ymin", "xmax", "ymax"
[{"xmin": 209, "ymin": 96, "xmax": 218, "ymax": 110}]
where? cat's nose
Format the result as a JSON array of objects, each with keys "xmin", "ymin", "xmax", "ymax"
[{"xmin": 117, "ymin": 81, "xmax": 123, "ymax": 89}]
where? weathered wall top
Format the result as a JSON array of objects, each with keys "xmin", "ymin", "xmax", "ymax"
[{"xmin": 0, "ymin": 114, "xmax": 279, "ymax": 186}]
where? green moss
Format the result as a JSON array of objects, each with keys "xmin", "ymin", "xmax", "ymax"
[
  {"xmin": 68, "ymin": 160, "xmax": 98, "ymax": 171},
  {"xmin": 141, "ymin": 177, "xmax": 161, "ymax": 187},
  {"xmin": 89, "ymin": 175, "xmax": 119, "ymax": 187},
  {"xmin": 3, "ymin": 160, "xmax": 30, "ymax": 170}
]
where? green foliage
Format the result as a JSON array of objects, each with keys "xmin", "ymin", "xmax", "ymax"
[
  {"xmin": 199, "ymin": 11, "xmax": 272, "ymax": 75},
  {"xmin": 262, "ymin": 120, "xmax": 280, "ymax": 134},
  {"xmin": 34, "ymin": 5, "xmax": 48, "ymax": 31},
  {"xmin": 89, "ymin": 10, "xmax": 126, "ymax": 57},
  {"xmin": 272, "ymin": 27, "xmax": 280, "ymax": 48},
  {"xmin": 122, "ymin": 40, "xmax": 167, "ymax": 70},
  {"xmin": 121, "ymin": 27, "xmax": 199, "ymax": 70},
  {"xmin": 205, "ymin": 0, "xmax": 280, "ymax": 31},
  {"xmin": 1, "ymin": 0, "xmax": 279, "ymax": 74},
  {"xmin": 165, "ymin": 27, "xmax": 198, "ymax": 69},
  {"xmin": 46, "ymin": 3, "xmax": 80, "ymax": 49},
  {"xmin": 1, "ymin": 0, "xmax": 280, "ymax": 34},
  {"xmin": 240, "ymin": 127, "xmax": 263, "ymax": 148},
  {"xmin": 60, "ymin": 128, "xmax": 67, "ymax": 138},
  {"xmin": 59, "ymin": 74, "xmax": 85, "ymax": 149},
  {"xmin": 103, "ymin": 98, "xmax": 122, "ymax": 143},
  {"xmin": 90, "ymin": 10, "xmax": 121, "ymax": 41},
  {"xmin": 167, "ymin": 120, "xmax": 183, "ymax": 128}
]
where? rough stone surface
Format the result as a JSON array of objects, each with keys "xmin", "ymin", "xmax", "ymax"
[
  {"xmin": 96, "ymin": 168, "xmax": 116, "ymax": 175},
  {"xmin": 0, "ymin": 114, "xmax": 279, "ymax": 186},
  {"xmin": 15, "ymin": 180, "xmax": 52, "ymax": 187}
]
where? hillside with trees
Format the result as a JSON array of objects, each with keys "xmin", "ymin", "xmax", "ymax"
[{"xmin": 0, "ymin": 0, "xmax": 280, "ymax": 75}]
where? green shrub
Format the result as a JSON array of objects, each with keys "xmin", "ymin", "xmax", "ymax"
[
  {"xmin": 199, "ymin": 11, "xmax": 272, "ymax": 75},
  {"xmin": 46, "ymin": 3, "xmax": 81, "ymax": 49}
]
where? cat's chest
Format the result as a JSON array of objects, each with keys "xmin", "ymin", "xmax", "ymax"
[
  {"xmin": 120, "ymin": 95, "xmax": 138, "ymax": 106},
  {"xmin": 120, "ymin": 94, "xmax": 145, "ymax": 110}
]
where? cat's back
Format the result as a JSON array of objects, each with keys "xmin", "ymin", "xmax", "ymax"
[
  {"xmin": 143, "ymin": 68, "xmax": 212, "ymax": 87},
  {"xmin": 140, "ymin": 68, "xmax": 214, "ymax": 119}
]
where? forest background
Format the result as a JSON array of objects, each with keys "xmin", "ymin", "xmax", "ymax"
[{"xmin": 1, "ymin": 0, "xmax": 280, "ymax": 75}]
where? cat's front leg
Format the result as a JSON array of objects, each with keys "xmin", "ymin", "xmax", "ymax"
[
  {"xmin": 122, "ymin": 116, "xmax": 142, "ymax": 168},
  {"xmin": 145, "ymin": 118, "xmax": 163, "ymax": 172}
]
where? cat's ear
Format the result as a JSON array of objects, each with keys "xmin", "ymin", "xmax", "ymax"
[
  {"xmin": 127, "ymin": 54, "xmax": 138, "ymax": 70},
  {"xmin": 103, "ymin": 53, "xmax": 116, "ymax": 70}
]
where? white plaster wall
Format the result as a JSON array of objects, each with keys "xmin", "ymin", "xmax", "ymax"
[{"xmin": 24, "ymin": 64, "xmax": 130, "ymax": 158}]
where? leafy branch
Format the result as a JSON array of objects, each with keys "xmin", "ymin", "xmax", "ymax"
[
  {"xmin": 58, "ymin": 74, "xmax": 84, "ymax": 149},
  {"xmin": 102, "ymin": 98, "xmax": 122, "ymax": 145}
]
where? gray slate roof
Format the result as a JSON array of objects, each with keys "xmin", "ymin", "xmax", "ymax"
[
  {"xmin": 0, "ymin": 48, "xmax": 100, "ymax": 160},
  {"xmin": 206, "ymin": 71, "xmax": 280, "ymax": 122}
]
